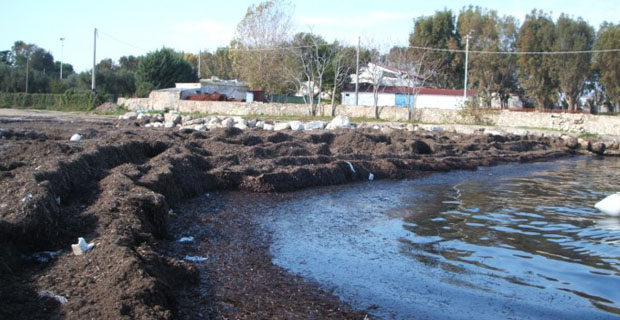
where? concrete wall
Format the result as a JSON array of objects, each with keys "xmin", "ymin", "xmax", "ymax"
[
  {"xmin": 342, "ymin": 91, "xmax": 466, "ymax": 110},
  {"xmin": 117, "ymin": 96, "xmax": 620, "ymax": 136}
]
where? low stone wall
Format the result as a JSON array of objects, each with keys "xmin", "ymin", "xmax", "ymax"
[{"xmin": 117, "ymin": 97, "xmax": 620, "ymax": 136}]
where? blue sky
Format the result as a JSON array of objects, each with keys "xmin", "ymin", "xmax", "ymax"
[{"xmin": 2, "ymin": 0, "xmax": 618, "ymax": 71}]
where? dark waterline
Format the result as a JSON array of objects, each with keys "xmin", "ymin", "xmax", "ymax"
[{"xmin": 257, "ymin": 157, "xmax": 620, "ymax": 319}]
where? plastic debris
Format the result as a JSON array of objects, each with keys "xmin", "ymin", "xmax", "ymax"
[
  {"xmin": 55, "ymin": 197, "xmax": 61, "ymax": 205},
  {"xmin": 184, "ymin": 255, "xmax": 208, "ymax": 262},
  {"xmin": 178, "ymin": 236, "xmax": 195, "ymax": 243},
  {"xmin": 595, "ymin": 193, "xmax": 620, "ymax": 217},
  {"xmin": 345, "ymin": 161, "xmax": 356, "ymax": 174},
  {"xmin": 22, "ymin": 193, "xmax": 33, "ymax": 202},
  {"xmin": 39, "ymin": 290, "xmax": 68, "ymax": 305},
  {"xmin": 369, "ymin": 173, "xmax": 375, "ymax": 181},
  {"xmin": 71, "ymin": 237, "xmax": 95, "ymax": 255},
  {"xmin": 69, "ymin": 134, "xmax": 82, "ymax": 141}
]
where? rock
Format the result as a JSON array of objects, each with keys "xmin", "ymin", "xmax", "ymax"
[
  {"xmin": 328, "ymin": 115, "xmax": 351, "ymax": 129},
  {"xmin": 406, "ymin": 124, "xmax": 416, "ymax": 132},
  {"xmin": 289, "ymin": 121, "xmax": 304, "ymax": 131},
  {"xmin": 209, "ymin": 117, "xmax": 220, "ymax": 124},
  {"xmin": 274, "ymin": 122, "xmax": 290, "ymax": 131},
  {"xmin": 562, "ymin": 136, "xmax": 579, "ymax": 149},
  {"xmin": 263, "ymin": 123, "xmax": 274, "ymax": 131},
  {"xmin": 578, "ymin": 138, "xmax": 590, "ymax": 150},
  {"xmin": 255, "ymin": 121, "xmax": 265, "ymax": 129},
  {"xmin": 187, "ymin": 118, "xmax": 205, "ymax": 125},
  {"xmin": 589, "ymin": 142, "xmax": 606, "ymax": 155},
  {"xmin": 164, "ymin": 112, "xmax": 182, "ymax": 125},
  {"xmin": 247, "ymin": 119, "xmax": 257, "ymax": 127},
  {"xmin": 152, "ymin": 122, "xmax": 164, "ymax": 128},
  {"xmin": 380, "ymin": 127, "xmax": 395, "ymax": 134},
  {"xmin": 221, "ymin": 118, "xmax": 235, "ymax": 128},
  {"xmin": 421, "ymin": 125, "xmax": 443, "ymax": 132},
  {"xmin": 194, "ymin": 124, "xmax": 207, "ymax": 131},
  {"xmin": 136, "ymin": 113, "xmax": 145, "ymax": 120},
  {"xmin": 144, "ymin": 123, "xmax": 153, "ymax": 128},
  {"xmin": 69, "ymin": 134, "xmax": 82, "ymax": 141},
  {"xmin": 369, "ymin": 173, "xmax": 375, "ymax": 181},
  {"xmin": 121, "ymin": 112, "xmax": 137, "ymax": 120},
  {"xmin": 164, "ymin": 121, "xmax": 175, "ymax": 128},
  {"xmin": 179, "ymin": 126, "xmax": 194, "ymax": 131},
  {"xmin": 233, "ymin": 117, "xmax": 248, "ymax": 125},
  {"xmin": 412, "ymin": 140, "xmax": 432, "ymax": 154},
  {"xmin": 71, "ymin": 237, "xmax": 95, "ymax": 255},
  {"xmin": 234, "ymin": 123, "xmax": 248, "ymax": 130},
  {"xmin": 304, "ymin": 121, "xmax": 325, "ymax": 130},
  {"xmin": 206, "ymin": 123, "xmax": 218, "ymax": 130}
]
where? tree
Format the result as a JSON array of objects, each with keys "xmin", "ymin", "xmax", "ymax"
[
  {"xmin": 409, "ymin": 10, "xmax": 462, "ymax": 89},
  {"xmin": 230, "ymin": 0, "xmax": 293, "ymax": 95},
  {"xmin": 457, "ymin": 6, "xmax": 519, "ymax": 107},
  {"xmin": 553, "ymin": 15, "xmax": 594, "ymax": 111},
  {"xmin": 119, "ymin": 55, "xmax": 140, "ymax": 72},
  {"xmin": 325, "ymin": 43, "xmax": 356, "ymax": 115},
  {"xmin": 594, "ymin": 22, "xmax": 620, "ymax": 111},
  {"xmin": 136, "ymin": 48, "xmax": 197, "ymax": 97},
  {"xmin": 288, "ymin": 32, "xmax": 333, "ymax": 115},
  {"xmin": 517, "ymin": 10, "xmax": 557, "ymax": 111},
  {"xmin": 0, "ymin": 51, "xmax": 11, "ymax": 65},
  {"xmin": 97, "ymin": 58, "xmax": 118, "ymax": 71}
]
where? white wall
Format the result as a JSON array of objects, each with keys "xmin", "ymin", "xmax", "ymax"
[{"xmin": 343, "ymin": 91, "xmax": 466, "ymax": 110}]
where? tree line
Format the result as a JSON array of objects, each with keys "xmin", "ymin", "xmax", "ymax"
[{"xmin": 1, "ymin": 1, "xmax": 619, "ymax": 114}]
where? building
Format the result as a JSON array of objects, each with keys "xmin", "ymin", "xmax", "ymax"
[{"xmin": 342, "ymin": 84, "xmax": 476, "ymax": 110}]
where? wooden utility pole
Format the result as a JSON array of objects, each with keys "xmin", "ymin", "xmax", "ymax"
[{"xmin": 92, "ymin": 28, "xmax": 97, "ymax": 92}]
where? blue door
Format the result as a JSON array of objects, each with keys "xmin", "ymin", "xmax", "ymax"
[{"xmin": 395, "ymin": 94, "xmax": 413, "ymax": 107}]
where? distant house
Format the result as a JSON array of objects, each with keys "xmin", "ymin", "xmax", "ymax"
[
  {"xmin": 344, "ymin": 63, "xmax": 474, "ymax": 110},
  {"xmin": 342, "ymin": 84, "xmax": 475, "ymax": 110}
]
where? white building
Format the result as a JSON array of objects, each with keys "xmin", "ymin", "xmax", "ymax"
[{"xmin": 342, "ymin": 85, "xmax": 475, "ymax": 110}]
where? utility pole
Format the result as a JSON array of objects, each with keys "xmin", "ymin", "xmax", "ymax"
[
  {"xmin": 92, "ymin": 28, "xmax": 98, "ymax": 93},
  {"xmin": 463, "ymin": 32, "xmax": 472, "ymax": 101},
  {"xmin": 25, "ymin": 56, "xmax": 29, "ymax": 93},
  {"xmin": 355, "ymin": 36, "xmax": 360, "ymax": 106},
  {"xmin": 198, "ymin": 50, "xmax": 201, "ymax": 79},
  {"xmin": 59, "ymin": 37, "xmax": 65, "ymax": 79}
]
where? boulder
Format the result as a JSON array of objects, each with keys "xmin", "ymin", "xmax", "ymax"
[
  {"xmin": 304, "ymin": 121, "xmax": 325, "ymax": 130},
  {"xmin": 247, "ymin": 119, "xmax": 257, "ymax": 127},
  {"xmin": 328, "ymin": 115, "xmax": 351, "ymax": 129},
  {"xmin": 233, "ymin": 117, "xmax": 248, "ymax": 125},
  {"xmin": 209, "ymin": 117, "xmax": 220, "ymax": 124},
  {"xmin": 255, "ymin": 121, "xmax": 265, "ymax": 129},
  {"xmin": 562, "ymin": 135, "xmax": 579, "ymax": 149},
  {"xmin": 589, "ymin": 142, "xmax": 606, "ymax": 155},
  {"xmin": 289, "ymin": 121, "xmax": 304, "ymax": 131},
  {"xmin": 194, "ymin": 124, "xmax": 207, "ymax": 131},
  {"xmin": 164, "ymin": 112, "xmax": 182, "ymax": 125},
  {"xmin": 69, "ymin": 134, "xmax": 82, "ymax": 141},
  {"xmin": 274, "ymin": 122, "xmax": 290, "ymax": 131},
  {"xmin": 164, "ymin": 121, "xmax": 176, "ymax": 128},
  {"xmin": 221, "ymin": 118, "xmax": 235, "ymax": 128},
  {"xmin": 234, "ymin": 123, "xmax": 248, "ymax": 130},
  {"xmin": 263, "ymin": 123, "xmax": 274, "ymax": 131},
  {"xmin": 121, "ymin": 112, "xmax": 138, "ymax": 120},
  {"xmin": 152, "ymin": 122, "xmax": 164, "ymax": 128},
  {"xmin": 187, "ymin": 118, "xmax": 205, "ymax": 125}
]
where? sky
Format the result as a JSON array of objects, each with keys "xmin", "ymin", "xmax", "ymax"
[{"xmin": 2, "ymin": 0, "xmax": 619, "ymax": 72}]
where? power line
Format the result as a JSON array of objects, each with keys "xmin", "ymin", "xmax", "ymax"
[
  {"xmin": 98, "ymin": 29, "xmax": 149, "ymax": 51},
  {"xmin": 406, "ymin": 45, "xmax": 620, "ymax": 55}
]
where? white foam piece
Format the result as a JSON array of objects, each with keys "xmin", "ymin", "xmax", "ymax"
[{"xmin": 595, "ymin": 193, "xmax": 620, "ymax": 216}]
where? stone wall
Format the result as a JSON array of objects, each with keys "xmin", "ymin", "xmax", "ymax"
[{"xmin": 117, "ymin": 96, "xmax": 620, "ymax": 136}]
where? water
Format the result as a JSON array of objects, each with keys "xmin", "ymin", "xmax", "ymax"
[{"xmin": 258, "ymin": 157, "xmax": 620, "ymax": 319}]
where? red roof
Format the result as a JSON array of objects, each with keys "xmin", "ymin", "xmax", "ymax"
[{"xmin": 344, "ymin": 84, "xmax": 476, "ymax": 96}]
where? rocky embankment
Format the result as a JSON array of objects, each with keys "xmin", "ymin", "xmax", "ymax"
[{"xmin": 0, "ymin": 110, "xmax": 613, "ymax": 319}]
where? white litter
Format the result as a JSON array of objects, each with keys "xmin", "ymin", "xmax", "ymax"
[
  {"xmin": 22, "ymin": 193, "xmax": 33, "ymax": 202},
  {"xmin": 595, "ymin": 193, "xmax": 620, "ymax": 217},
  {"xmin": 178, "ymin": 236, "xmax": 194, "ymax": 243},
  {"xmin": 71, "ymin": 237, "xmax": 95, "ymax": 255},
  {"xmin": 69, "ymin": 134, "xmax": 82, "ymax": 141},
  {"xmin": 369, "ymin": 173, "xmax": 375, "ymax": 181},
  {"xmin": 55, "ymin": 197, "xmax": 61, "ymax": 205},
  {"xmin": 345, "ymin": 161, "xmax": 356, "ymax": 174},
  {"xmin": 184, "ymin": 255, "xmax": 208, "ymax": 262},
  {"xmin": 30, "ymin": 250, "xmax": 62, "ymax": 263},
  {"xmin": 39, "ymin": 290, "xmax": 68, "ymax": 305}
]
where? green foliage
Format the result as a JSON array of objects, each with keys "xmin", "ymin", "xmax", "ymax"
[
  {"xmin": 457, "ymin": 6, "xmax": 518, "ymax": 107},
  {"xmin": 457, "ymin": 98, "xmax": 497, "ymax": 125},
  {"xmin": 0, "ymin": 91, "xmax": 101, "ymax": 111},
  {"xmin": 409, "ymin": 9, "xmax": 462, "ymax": 89},
  {"xmin": 553, "ymin": 15, "xmax": 594, "ymax": 111},
  {"xmin": 594, "ymin": 23, "xmax": 620, "ymax": 108},
  {"xmin": 136, "ymin": 48, "xmax": 197, "ymax": 93},
  {"xmin": 517, "ymin": 10, "xmax": 557, "ymax": 110}
]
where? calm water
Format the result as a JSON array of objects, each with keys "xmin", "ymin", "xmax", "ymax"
[{"xmin": 258, "ymin": 157, "xmax": 620, "ymax": 319}]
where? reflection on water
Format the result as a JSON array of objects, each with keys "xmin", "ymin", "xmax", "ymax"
[{"xmin": 259, "ymin": 157, "xmax": 620, "ymax": 319}]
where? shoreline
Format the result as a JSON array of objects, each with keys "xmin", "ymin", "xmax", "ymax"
[{"xmin": 0, "ymin": 109, "xmax": 610, "ymax": 319}]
